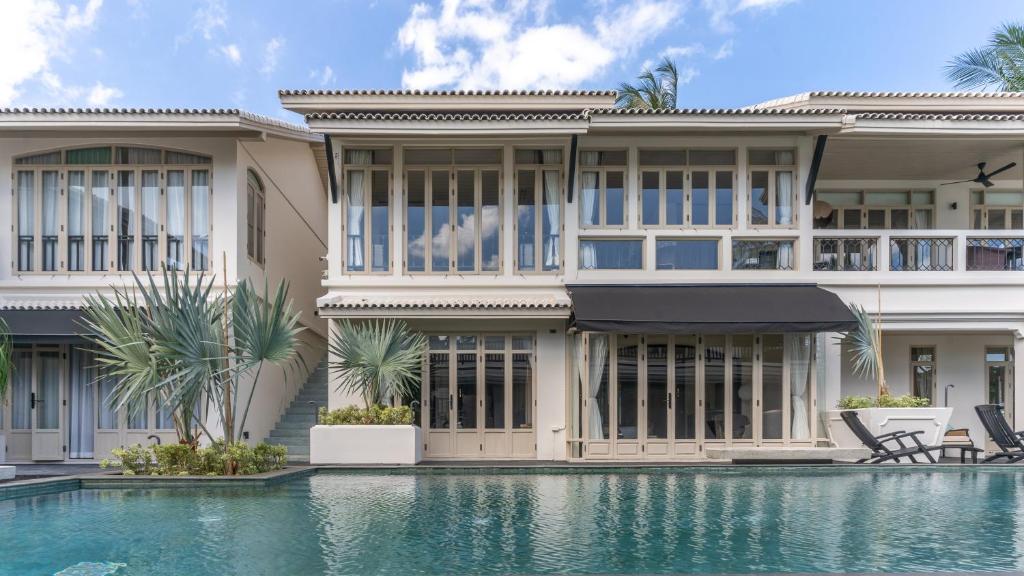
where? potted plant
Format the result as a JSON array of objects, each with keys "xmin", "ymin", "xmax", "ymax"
[
  {"xmin": 310, "ymin": 319, "xmax": 426, "ymax": 465},
  {"xmin": 0, "ymin": 318, "xmax": 13, "ymax": 473},
  {"xmin": 826, "ymin": 304, "xmax": 952, "ymax": 448}
]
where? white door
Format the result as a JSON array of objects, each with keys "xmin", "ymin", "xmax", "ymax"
[{"xmin": 31, "ymin": 348, "xmax": 64, "ymax": 461}]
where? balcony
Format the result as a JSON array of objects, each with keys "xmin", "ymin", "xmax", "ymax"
[{"xmin": 813, "ymin": 231, "xmax": 1024, "ymax": 273}]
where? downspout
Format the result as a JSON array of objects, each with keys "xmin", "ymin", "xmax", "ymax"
[{"xmin": 805, "ymin": 134, "xmax": 828, "ymax": 205}]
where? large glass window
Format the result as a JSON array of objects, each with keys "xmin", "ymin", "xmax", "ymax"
[
  {"xmin": 13, "ymin": 147, "xmax": 211, "ymax": 273},
  {"xmin": 405, "ymin": 149, "xmax": 501, "ymax": 274},
  {"xmin": 68, "ymin": 171, "xmax": 86, "ymax": 271},
  {"xmin": 732, "ymin": 239, "xmax": 795, "ymax": 270},
  {"xmin": 247, "ymin": 170, "xmax": 265, "ymax": 266},
  {"xmin": 638, "ymin": 149, "xmax": 734, "ymax": 228},
  {"xmin": 762, "ymin": 335, "xmax": 784, "ymax": 440},
  {"xmin": 749, "ymin": 149, "xmax": 796, "ymax": 227},
  {"xmin": 910, "ymin": 346, "xmax": 936, "ymax": 404},
  {"xmin": 986, "ymin": 347, "xmax": 1011, "ymax": 405},
  {"xmin": 704, "ymin": 336, "xmax": 726, "ymax": 440},
  {"xmin": 579, "ymin": 239, "xmax": 643, "ymax": 270},
  {"xmin": 731, "ymin": 335, "xmax": 754, "ymax": 440},
  {"xmin": 580, "ymin": 150, "xmax": 626, "ymax": 227},
  {"xmin": 344, "ymin": 165, "xmax": 390, "ymax": 273},
  {"xmin": 674, "ymin": 336, "xmax": 697, "ymax": 440},
  {"xmin": 515, "ymin": 150, "xmax": 562, "ymax": 272},
  {"xmin": 816, "ymin": 190, "xmax": 935, "ymax": 230},
  {"xmin": 972, "ymin": 190, "xmax": 1024, "ymax": 230},
  {"xmin": 16, "ymin": 171, "xmax": 34, "ymax": 272},
  {"xmin": 656, "ymin": 239, "xmax": 719, "ymax": 270}
]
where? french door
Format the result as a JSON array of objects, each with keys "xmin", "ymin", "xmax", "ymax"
[
  {"xmin": 423, "ymin": 334, "xmax": 536, "ymax": 459},
  {"xmin": 30, "ymin": 347, "xmax": 64, "ymax": 461},
  {"xmin": 581, "ymin": 333, "xmax": 815, "ymax": 460}
]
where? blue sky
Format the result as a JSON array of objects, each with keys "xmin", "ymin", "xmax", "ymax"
[{"xmin": 3, "ymin": 0, "xmax": 1023, "ymax": 122}]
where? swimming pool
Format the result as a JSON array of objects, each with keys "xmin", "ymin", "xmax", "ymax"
[{"xmin": 2, "ymin": 467, "xmax": 1023, "ymax": 575}]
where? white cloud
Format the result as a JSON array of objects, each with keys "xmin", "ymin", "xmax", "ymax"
[
  {"xmin": 86, "ymin": 81, "xmax": 122, "ymax": 105},
  {"xmin": 261, "ymin": 36, "xmax": 284, "ymax": 77},
  {"xmin": 661, "ymin": 44, "xmax": 704, "ymax": 59},
  {"xmin": 0, "ymin": 0, "xmax": 104, "ymax": 106},
  {"xmin": 192, "ymin": 0, "xmax": 226, "ymax": 41},
  {"xmin": 309, "ymin": 65, "xmax": 336, "ymax": 86},
  {"xmin": 220, "ymin": 43, "xmax": 241, "ymax": 64},
  {"xmin": 397, "ymin": 0, "xmax": 685, "ymax": 90},
  {"xmin": 702, "ymin": 0, "xmax": 796, "ymax": 32},
  {"xmin": 713, "ymin": 39, "xmax": 733, "ymax": 60}
]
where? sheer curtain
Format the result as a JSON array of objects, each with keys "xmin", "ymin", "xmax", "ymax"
[
  {"xmin": 588, "ymin": 334, "xmax": 608, "ymax": 440},
  {"xmin": 572, "ymin": 334, "xmax": 584, "ymax": 442},
  {"xmin": 68, "ymin": 172, "xmax": 85, "ymax": 271},
  {"xmin": 775, "ymin": 171, "xmax": 793, "ymax": 225},
  {"xmin": 580, "ymin": 167, "xmax": 599, "ymax": 269},
  {"xmin": 346, "ymin": 171, "xmax": 365, "ymax": 271},
  {"xmin": 778, "ymin": 241, "xmax": 794, "ymax": 270},
  {"xmin": 12, "ymin": 349, "xmax": 32, "ymax": 429},
  {"xmin": 166, "ymin": 171, "xmax": 185, "ymax": 269},
  {"xmin": 787, "ymin": 334, "xmax": 812, "ymax": 440},
  {"xmin": 69, "ymin": 348, "xmax": 96, "ymax": 458},
  {"xmin": 542, "ymin": 170, "xmax": 560, "ymax": 270}
]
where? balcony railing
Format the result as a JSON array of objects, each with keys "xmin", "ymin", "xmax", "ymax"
[
  {"xmin": 966, "ymin": 238, "xmax": 1024, "ymax": 271},
  {"xmin": 889, "ymin": 237, "xmax": 954, "ymax": 271},
  {"xmin": 813, "ymin": 237, "xmax": 877, "ymax": 271},
  {"xmin": 812, "ymin": 231, "xmax": 1024, "ymax": 272}
]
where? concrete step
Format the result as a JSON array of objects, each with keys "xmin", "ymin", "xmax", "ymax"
[{"xmin": 269, "ymin": 429, "xmax": 312, "ymax": 440}]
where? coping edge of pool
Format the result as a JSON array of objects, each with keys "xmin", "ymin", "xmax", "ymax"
[{"xmin": 4, "ymin": 462, "xmax": 1024, "ymax": 501}]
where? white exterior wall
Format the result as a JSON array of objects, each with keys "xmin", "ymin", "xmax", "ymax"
[{"xmin": 0, "ymin": 132, "xmax": 328, "ymax": 455}]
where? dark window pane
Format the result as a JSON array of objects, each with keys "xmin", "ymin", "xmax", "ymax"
[
  {"xmin": 666, "ymin": 171, "xmax": 684, "ymax": 225},
  {"xmin": 731, "ymin": 335, "xmax": 754, "ymax": 440},
  {"xmin": 704, "ymin": 336, "xmax": 726, "ymax": 440},
  {"xmin": 642, "ymin": 171, "xmax": 660, "ymax": 225},
  {"xmin": 512, "ymin": 352, "xmax": 533, "ymax": 429},
  {"xmin": 715, "ymin": 171, "xmax": 733, "ymax": 225},
  {"xmin": 616, "ymin": 336, "xmax": 638, "ymax": 440},
  {"xmin": 579, "ymin": 239, "xmax": 643, "ymax": 270},
  {"xmin": 431, "ymin": 170, "xmax": 450, "ymax": 272},
  {"xmin": 692, "ymin": 171, "xmax": 709, "ymax": 225},
  {"xmin": 606, "ymin": 171, "xmax": 625, "ymax": 225},
  {"xmin": 484, "ymin": 352, "xmax": 504, "ymax": 429},
  {"xmin": 750, "ymin": 171, "xmax": 769, "ymax": 225},
  {"xmin": 656, "ymin": 239, "xmax": 718, "ymax": 270},
  {"xmin": 762, "ymin": 335, "xmax": 784, "ymax": 440},
  {"xmin": 517, "ymin": 170, "xmax": 536, "ymax": 271},
  {"xmin": 647, "ymin": 340, "xmax": 668, "ymax": 439},
  {"xmin": 407, "ymin": 171, "xmax": 426, "ymax": 272},
  {"xmin": 674, "ymin": 337, "xmax": 697, "ymax": 440}
]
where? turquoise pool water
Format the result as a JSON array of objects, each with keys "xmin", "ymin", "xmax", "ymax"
[{"xmin": 2, "ymin": 468, "xmax": 1023, "ymax": 575}]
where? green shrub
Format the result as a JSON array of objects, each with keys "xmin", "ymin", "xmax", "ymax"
[
  {"xmin": 318, "ymin": 405, "xmax": 414, "ymax": 425},
  {"xmin": 838, "ymin": 394, "xmax": 931, "ymax": 409},
  {"xmin": 101, "ymin": 441, "xmax": 287, "ymax": 476}
]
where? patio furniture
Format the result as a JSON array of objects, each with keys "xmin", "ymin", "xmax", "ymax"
[
  {"xmin": 939, "ymin": 428, "xmax": 984, "ymax": 463},
  {"xmin": 974, "ymin": 404, "xmax": 1024, "ymax": 463},
  {"xmin": 840, "ymin": 411, "xmax": 939, "ymax": 463}
]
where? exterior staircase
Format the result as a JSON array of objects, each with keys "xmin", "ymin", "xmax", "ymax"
[{"xmin": 266, "ymin": 357, "xmax": 328, "ymax": 462}]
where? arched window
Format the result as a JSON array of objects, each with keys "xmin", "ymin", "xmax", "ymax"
[{"xmin": 247, "ymin": 169, "xmax": 266, "ymax": 266}]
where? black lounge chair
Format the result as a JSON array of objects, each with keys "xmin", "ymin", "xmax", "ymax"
[
  {"xmin": 974, "ymin": 404, "xmax": 1024, "ymax": 463},
  {"xmin": 840, "ymin": 411, "xmax": 938, "ymax": 463}
]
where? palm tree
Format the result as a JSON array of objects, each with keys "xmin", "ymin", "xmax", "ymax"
[
  {"xmin": 0, "ymin": 318, "xmax": 12, "ymax": 407},
  {"xmin": 81, "ymin": 268, "xmax": 304, "ymax": 454},
  {"xmin": 616, "ymin": 56, "xmax": 679, "ymax": 109},
  {"xmin": 328, "ymin": 319, "xmax": 426, "ymax": 409},
  {"xmin": 844, "ymin": 304, "xmax": 888, "ymax": 397},
  {"xmin": 947, "ymin": 22, "xmax": 1024, "ymax": 91}
]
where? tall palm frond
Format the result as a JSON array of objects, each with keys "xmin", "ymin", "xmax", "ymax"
[
  {"xmin": 232, "ymin": 278, "xmax": 305, "ymax": 433},
  {"xmin": 616, "ymin": 56, "xmax": 679, "ymax": 109},
  {"xmin": 842, "ymin": 304, "xmax": 887, "ymax": 396},
  {"xmin": 0, "ymin": 318, "xmax": 12, "ymax": 404},
  {"xmin": 328, "ymin": 319, "xmax": 427, "ymax": 408},
  {"xmin": 947, "ymin": 23, "xmax": 1024, "ymax": 91}
]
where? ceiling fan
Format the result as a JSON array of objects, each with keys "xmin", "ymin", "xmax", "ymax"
[{"xmin": 940, "ymin": 162, "xmax": 1017, "ymax": 188}]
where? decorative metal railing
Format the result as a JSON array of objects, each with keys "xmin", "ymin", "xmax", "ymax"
[
  {"xmin": 966, "ymin": 237, "xmax": 1024, "ymax": 271},
  {"xmin": 888, "ymin": 237, "xmax": 955, "ymax": 271},
  {"xmin": 812, "ymin": 237, "xmax": 877, "ymax": 271}
]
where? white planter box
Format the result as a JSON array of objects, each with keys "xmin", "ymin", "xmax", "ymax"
[
  {"xmin": 310, "ymin": 425, "xmax": 423, "ymax": 465},
  {"xmin": 0, "ymin": 465, "xmax": 13, "ymax": 481},
  {"xmin": 826, "ymin": 407, "xmax": 953, "ymax": 449}
]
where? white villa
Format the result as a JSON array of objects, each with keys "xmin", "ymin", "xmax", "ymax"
[{"xmin": 3, "ymin": 89, "xmax": 1024, "ymax": 463}]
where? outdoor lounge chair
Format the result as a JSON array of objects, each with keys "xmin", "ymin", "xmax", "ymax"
[
  {"xmin": 840, "ymin": 411, "xmax": 939, "ymax": 463},
  {"xmin": 974, "ymin": 404, "xmax": 1024, "ymax": 463}
]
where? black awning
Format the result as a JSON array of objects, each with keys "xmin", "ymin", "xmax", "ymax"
[
  {"xmin": 567, "ymin": 284, "xmax": 857, "ymax": 334},
  {"xmin": 1, "ymin": 309, "xmax": 87, "ymax": 340}
]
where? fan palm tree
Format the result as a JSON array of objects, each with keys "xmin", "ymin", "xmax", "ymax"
[
  {"xmin": 946, "ymin": 22, "xmax": 1024, "ymax": 91},
  {"xmin": 328, "ymin": 319, "xmax": 426, "ymax": 409},
  {"xmin": 0, "ymin": 318, "xmax": 12, "ymax": 407},
  {"xmin": 81, "ymin": 268, "xmax": 304, "ymax": 454},
  {"xmin": 843, "ymin": 304, "xmax": 888, "ymax": 397},
  {"xmin": 616, "ymin": 56, "xmax": 679, "ymax": 109}
]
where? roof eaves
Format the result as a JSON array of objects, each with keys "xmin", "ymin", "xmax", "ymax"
[{"xmin": 279, "ymin": 89, "xmax": 617, "ymax": 97}]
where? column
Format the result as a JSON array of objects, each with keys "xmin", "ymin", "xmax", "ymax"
[{"xmin": 1014, "ymin": 329, "xmax": 1024, "ymax": 430}]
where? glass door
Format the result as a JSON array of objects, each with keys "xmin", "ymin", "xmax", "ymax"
[
  {"xmin": 613, "ymin": 335, "xmax": 640, "ymax": 457},
  {"xmin": 32, "ymin": 348, "xmax": 64, "ymax": 461},
  {"xmin": 672, "ymin": 336, "xmax": 699, "ymax": 457},
  {"xmin": 643, "ymin": 336, "xmax": 670, "ymax": 458},
  {"xmin": 453, "ymin": 336, "xmax": 479, "ymax": 457},
  {"xmin": 425, "ymin": 336, "xmax": 453, "ymax": 457},
  {"xmin": 68, "ymin": 348, "xmax": 96, "ymax": 459},
  {"xmin": 985, "ymin": 347, "xmax": 1013, "ymax": 453}
]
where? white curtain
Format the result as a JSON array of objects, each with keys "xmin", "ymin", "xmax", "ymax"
[
  {"xmin": 166, "ymin": 173, "xmax": 185, "ymax": 236},
  {"xmin": 42, "ymin": 172, "xmax": 59, "ymax": 234},
  {"xmin": 573, "ymin": 334, "xmax": 584, "ymax": 441},
  {"xmin": 69, "ymin": 348, "xmax": 96, "ymax": 458},
  {"xmin": 347, "ymin": 149, "xmax": 373, "ymax": 165},
  {"xmin": 68, "ymin": 173, "xmax": 84, "ymax": 236},
  {"xmin": 581, "ymin": 168, "xmax": 599, "ymax": 226},
  {"xmin": 788, "ymin": 334, "xmax": 812, "ymax": 440},
  {"xmin": 11, "ymin": 350, "xmax": 32, "ymax": 429},
  {"xmin": 347, "ymin": 171, "xmax": 365, "ymax": 269},
  {"xmin": 588, "ymin": 334, "xmax": 608, "ymax": 440},
  {"xmin": 98, "ymin": 371, "xmax": 118, "ymax": 430},
  {"xmin": 776, "ymin": 170, "xmax": 793, "ymax": 225},
  {"xmin": 543, "ymin": 170, "xmax": 560, "ymax": 269}
]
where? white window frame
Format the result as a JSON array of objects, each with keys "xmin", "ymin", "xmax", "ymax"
[
  {"xmin": 748, "ymin": 150, "xmax": 798, "ymax": 229},
  {"xmin": 909, "ymin": 345, "xmax": 937, "ymax": 405},
  {"xmin": 578, "ymin": 237, "xmax": 645, "ymax": 270},
  {"xmin": 971, "ymin": 189, "xmax": 1024, "ymax": 230},
  {"xmin": 12, "ymin": 146, "xmax": 212, "ymax": 274},
  {"xmin": 247, "ymin": 169, "xmax": 265, "ymax": 267},
  {"xmin": 343, "ymin": 165, "xmax": 392, "ymax": 274},
  {"xmin": 579, "ymin": 150, "xmax": 627, "ymax": 229},
  {"xmin": 513, "ymin": 161, "xmax": 563, "ymax": 273}
]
